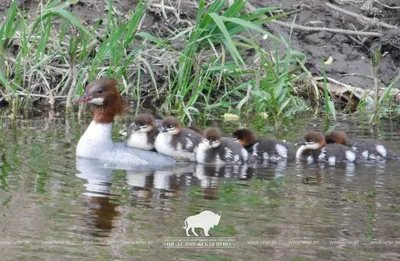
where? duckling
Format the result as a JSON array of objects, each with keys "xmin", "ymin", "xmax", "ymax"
[
  {"xmin": 232, "ymin": 128, "xmax": 294, "ymax": 162},
  {"xmin": 296, "ymin": 131, "xmax": 362, "ymax": 164},
  {"xmin": 154, "ymin": 116, "xmax": 202, "ymax": 161},
  {"xmin": 127, "ymin": 113, "xmax": 159, "ymax": 151},
  {"xmin": 196, "ymin": 127, "xmax": 248, "ymax": 165},
  {"xmin": 325, "ymin": 130, "xmax": 400, "ymax": 160}
]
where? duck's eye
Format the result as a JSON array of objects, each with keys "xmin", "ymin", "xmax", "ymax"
[
  {"xmin": 140, "ymin": 124, "xmax": 148, "ymax": 129},
  {"xmin": 232, "ymin": 136, "xmax": 237, "ymax": 140},
  {"xmin": 168, "ymin": 125, "xmax": 175, "ymax": 129}
]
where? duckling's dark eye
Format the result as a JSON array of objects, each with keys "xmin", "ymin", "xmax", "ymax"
[
  {"xmin": 97, "ymin": 89, "xmax": 104, "ymax": 94},
  {"xmin": 140, "ymin": 124, "xmax": 148, "ymax": 129},
  {"xmin": 168, "ymin": 125, "xmax": 174, "ymax": 128}
]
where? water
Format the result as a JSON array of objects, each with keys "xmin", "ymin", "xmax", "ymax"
[{"xmin": 0, "ymin": 111, "xmax": 400, "ymax": 261}]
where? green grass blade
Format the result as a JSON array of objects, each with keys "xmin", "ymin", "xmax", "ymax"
[
  {"xmin": 223, "ymin": 0, "xmax": 245, "ymax": 17},
  {"xmin": 209, "ymin": 13, "xmax": 244, "ymax": 65},
  {"xmin": 49, "ymin": 8, "xmax": 95, "ymax": 39},
  {"xmin": 219, "ymin": 16, "xmax": 282, "ymax": 43},
  {"xmin": 378, "ymin": 73, "xmax": 400, "ymax": 104},
  {"xmin": 35, "ymin": 19, "xmax": 51, "ymax": 63},
  {"xmin": 4, "ymin": 0, "xmax": 18, "ymax": 37},
  {"xmin": 0, "ymin": 70, "xmax": 13, "ymax": 94}
]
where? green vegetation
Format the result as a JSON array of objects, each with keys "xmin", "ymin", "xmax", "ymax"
[
  {"xmin": 0, "ymin": 0, "xmax": 310, "ymax": 126},
  {"xmin": 0, "ymin": 0, "xmax": 398, "ymax": 125}
]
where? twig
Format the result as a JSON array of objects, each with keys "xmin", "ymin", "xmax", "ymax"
[
  {"xmin": 342, "ymin": 73, "xmax": 375, "ymax": 80},
  {"xmin": 374, "ymin": 0, "xmax": 400, "ymax": 10},
  {"xmin": 326, "ymin": 2, "xmax": 396, "ymax": 30},
  {"xmin": 244, "ymin": 2, "xmax": 383, "ymax": 37},
  {"xmin": 151, "ymin": 3, "xmax": 176, "ymax": 12},
  {"xmin": 272, "ymin": 20, "xmax": 383, "ymax": 37},
  {"xmin": 314, "ymin": 76, "xmax": 357, "ymax": 90},
  {"xmin": 313, "ymin": 76, "xmax": 375, "ymax": 106},
  {"xmin": 1, "ymin": 92, "xmax": 68, "ymax": 99}
]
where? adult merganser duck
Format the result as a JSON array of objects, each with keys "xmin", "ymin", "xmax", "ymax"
[
  {"xmin": 196, "ymin": 127, "xmax": 248, "ymax": 165},
  {"xmin": 127, "ymin": 113, "xmax": 159, "ymax": 151},
  {"xmin": 154, "ymin": 116, "xmax": 202, "ymax": 161},
  {"xmin": 296, "ymin": 131, "xmax": 362, "ymax": 164},
  {"xmin": 75, "ymin": 78, "xmax": 175, "ymax": 167},
  {"xmin": 232, "ymin": 128, "xmax": 294, "ymax": 162},
  {"xmin": 325, "ymin": 130, "xmax": 400, "ymax": 160}
]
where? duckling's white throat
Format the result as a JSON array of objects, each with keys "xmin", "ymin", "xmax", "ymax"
[
  {"xmin": 296, "ymin": 145, "xmax": 306, "ymax": 159},
  {"xmin": 127, "ymin": 132, "xmax": 154, "ymax": 150},
  {"xmin": 76, "ymin": 120, "xmax": 113, "ymax": 158}
]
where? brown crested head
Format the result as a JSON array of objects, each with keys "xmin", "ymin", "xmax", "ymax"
[
  {"xmin": 75, "ymin": 78, "xmax": 127, "ymax": 123},
  {"xmin": 160, "ymin": 116, "xmax": 181, "ymax": 134},
  {"xmin": 232, "ymin": 128, "xmax": 257, "ymax": 148},
  {"xmin": 303, "ymin": 131, "xmax": 326, "ymax": 147},
  {"xmin": 203, "ymin": 127, "xmax": 222, "ymax": 148},
  {"xmin": 324, "ymin": 131, "xmax": 349, "ymax": 145},
  {"xmin": 130, "ymin": 113, "xmax": 156, "ymax": 133}
]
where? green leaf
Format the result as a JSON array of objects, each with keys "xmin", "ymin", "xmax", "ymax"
[
  {"xmin": 218, "ymin": 16, "xmax": 282, "ymax": 43},
  {"xmin": 51, "ymin": 9, "xmax": 95, "ymax": 39},
  {"xmin": 209, "ymin": 13, "xmax": 244, "ymax": 65},
  {"xmin": 137, "ymin": 32, "xmax": 163, "ymax": 45},
  {"xmin": 0, "ymin": 70, "xmax": 13, "ymax": 94}
]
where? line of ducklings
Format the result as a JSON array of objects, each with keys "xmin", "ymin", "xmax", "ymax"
[{"xmin": 126, "ymin": 113, "xmax": 399, "ymax": 165}]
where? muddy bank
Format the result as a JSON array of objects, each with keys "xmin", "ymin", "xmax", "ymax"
[
  {"xmin": 0, "ymin": 0, "xmax": 399, "ymax": 93},
  {"xmin": 252, "ymin": 0, "xmax": 400, "ymax": 90}
]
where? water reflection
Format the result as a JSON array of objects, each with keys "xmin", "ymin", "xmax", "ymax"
[
  {"xmin": 73, "ymin": 150, "xmax": 400, "ymax": 259},
  {"xmin": 75, "ymin": 158, "xmax": 113, "ymax": 198},
  {"xmin": 194, "ymin": 164, "xmax": 220, "ymax": 200},
  {"xmin": 126, "ymin": 170, "xmax": 154, "ymax": 207},
  {"xmin": 153, "ymin": 164, "xmax": 195, "ymax": 191},
  {"xmin": 75, "ymin": 158, "xmax": 120, "ymax": 237},
  {"xmin": 3, "ymin": 111, "xmax": 400, "ymax": 261},
  {"xmin": 75, "ymin": 159, "xmax": 292, "ymax": 204}
]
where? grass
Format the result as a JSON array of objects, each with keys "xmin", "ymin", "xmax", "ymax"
[
  {"xmin": 0, "ymin": 0, "xmax": 310, "ymax": 126},
  {"xmin": 0, "ymin": 0, "xmax": 397, "ymax": 125}
]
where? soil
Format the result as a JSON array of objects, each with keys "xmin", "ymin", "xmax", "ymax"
[
  {"xmin": 254, "ymin": 0, "xmax": 400, "ymax": 90},
  {"xmin": 0, "ymin": 0, "xmax": 399, "ymax": 91}
]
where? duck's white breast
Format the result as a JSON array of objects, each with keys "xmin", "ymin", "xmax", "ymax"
[{"xmin": 76, "ymin": 121, "xmax": 113, "ymax": 158}]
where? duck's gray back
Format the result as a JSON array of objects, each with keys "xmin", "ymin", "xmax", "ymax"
[{"xmin": 98, "ymin": 143, "xmax": 176, "ymax": 167}]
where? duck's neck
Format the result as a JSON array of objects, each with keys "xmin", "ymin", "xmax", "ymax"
[
  {"xmin": 245, "ymin": 140, "xmax": 257, "ymax": 149},
  {"xmin": 296, "ymin": 145, "xmax": 307, "ymax": 159},
  {"xmin": 296, "ymin": 143, "xmax": 322, "ymax": 159},
  {"xmin": 76, "ymin": 120, "xmax": 114, "ymax": 158}
]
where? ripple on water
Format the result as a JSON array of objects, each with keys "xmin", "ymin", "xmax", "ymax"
[{"xmin": 0, "ymin": 114, "xmax": 400, "ymax": 260}]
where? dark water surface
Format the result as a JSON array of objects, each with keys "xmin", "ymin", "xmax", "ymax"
[{"xmin": 0, "ymin": 112, "xmax": 400, "ymax": 261}]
